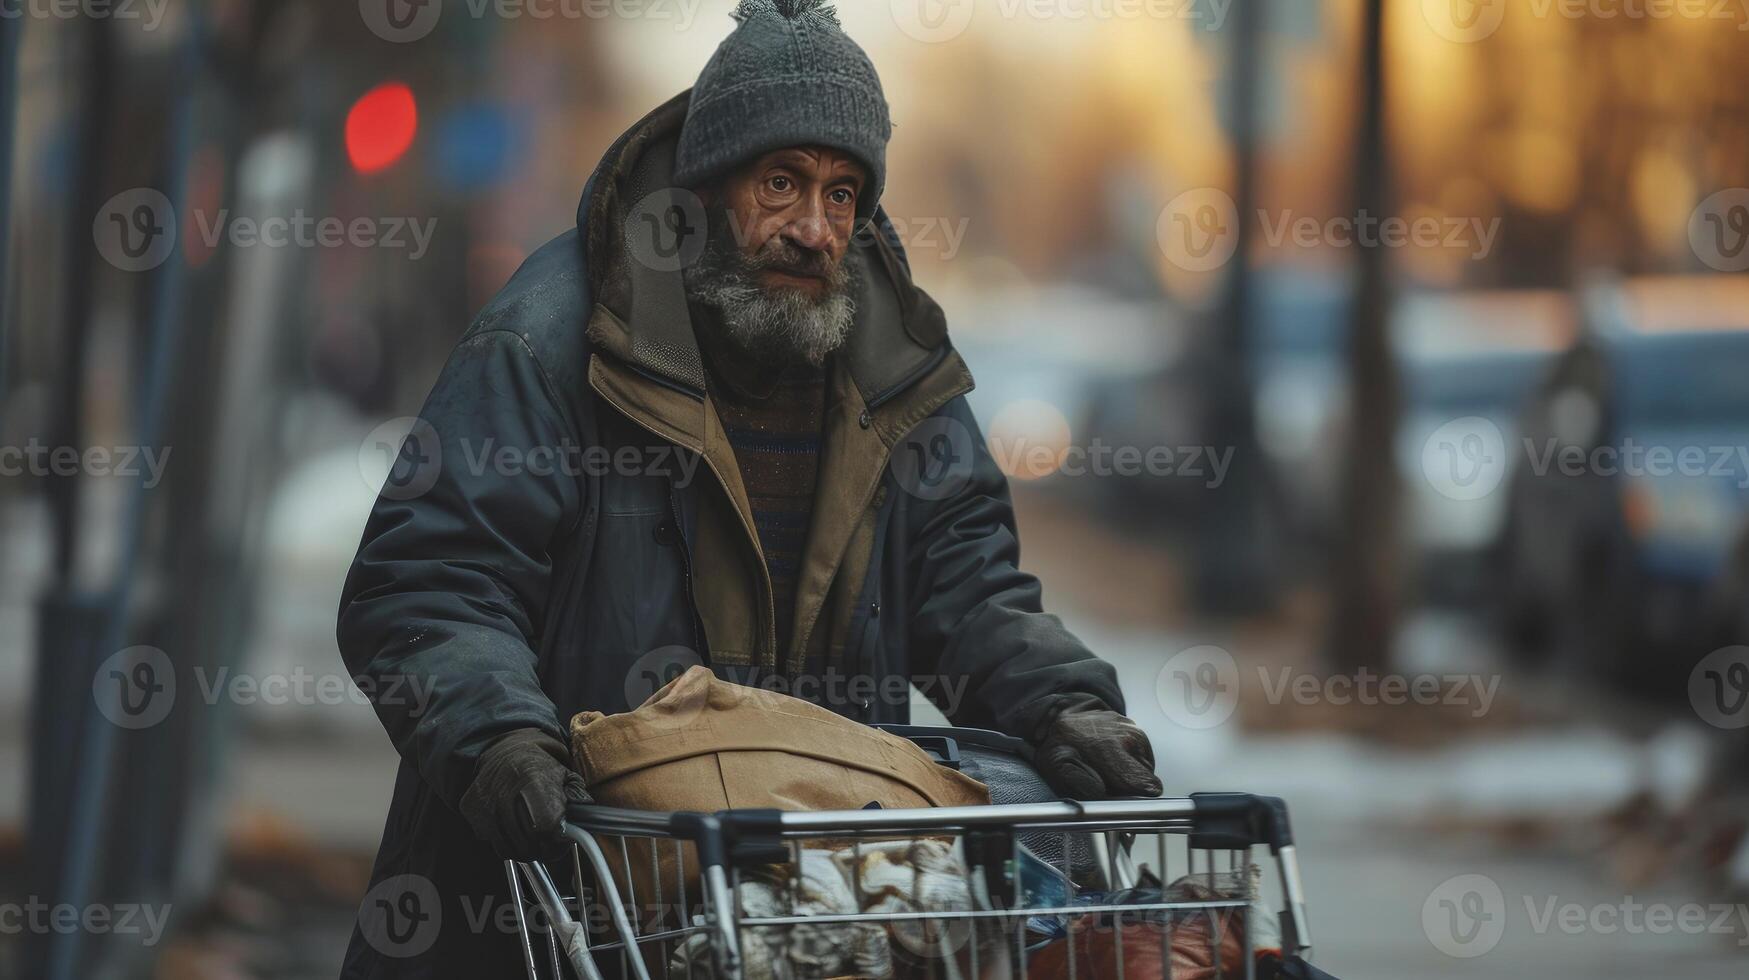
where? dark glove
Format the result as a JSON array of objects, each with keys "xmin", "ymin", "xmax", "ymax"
[
  {"xmin": 1032, "ymin": 695, "xmax": 1162, "ymax": 800},
  {"xmin": 459, "ymin": 728, "xmax": 591, "ymax": 860}
]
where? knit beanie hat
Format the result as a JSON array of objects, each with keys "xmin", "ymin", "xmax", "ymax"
[{"xmin": 673, "ymin": 0, "xmax": 892, "ymax": 226}]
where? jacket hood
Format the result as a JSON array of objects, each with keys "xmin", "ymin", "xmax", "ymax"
[{"xmin": 575, "ymin": 89, "xmax": 959, "ymax": 408}]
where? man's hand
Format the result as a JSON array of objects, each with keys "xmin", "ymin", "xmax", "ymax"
[
  {"xmin": 460, "ymin": 729, "xmax": 591, "ymax": 860},
  {"xmin": 1032, "ymin": 695, "xmax": 1163, "ymax": 800}
]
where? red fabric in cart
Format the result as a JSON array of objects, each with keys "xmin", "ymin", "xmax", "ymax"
[{"xmin": 1028, "ymin": 911, "xmax": 1277, "ymax": 980}]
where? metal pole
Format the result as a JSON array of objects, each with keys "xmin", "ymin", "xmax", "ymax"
[
  {"xmin": 30, "ymin": 15, "xmax": 116, "ymax": 977},
  {"xmin": 34, "ymin": 15, "xmax": 200, "ymax": 979},
  {"xmin": 0, "ymin": 12, "xmax": 23, "ymax": 422},
  {"xmin": 1328, "ymin": 0, "xmax": 1400, "ymax": 673},
  {"xmin": 1192, "ymin": 0, "xmax": 1268, "ymax": 613}
]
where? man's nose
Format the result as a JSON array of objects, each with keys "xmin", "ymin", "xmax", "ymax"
[{"xmin": 784, "ymin": 202, "xmax": 835, "ymax": 253}]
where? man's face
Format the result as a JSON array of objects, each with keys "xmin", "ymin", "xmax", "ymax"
[
  {"xmin": 718, "ymin": 145, "xmax": 865, "ymax": 300},
  {"xmin": 682, "ymin": 145, "xmax": 867, "ymax": 369}
]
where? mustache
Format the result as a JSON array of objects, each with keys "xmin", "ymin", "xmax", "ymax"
[
  {"xmin": 727, "ymin": 232, "xmax": 843, "ymax": 285},
  {"xmin": 743, "ymin": 237, "xmax": 841, "ymax": 282}
]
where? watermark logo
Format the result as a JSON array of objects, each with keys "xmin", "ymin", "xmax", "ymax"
[
  {"xmin": 1158, "ymin": 188, "xmax": 1239, "ymax": 273},
  {"xmin": 360, "ymin": 0, "xmax": 444, "ymax": 41},
  {"xmin": 360, "ymin": 417, "xmax": 444, "ymax": 501},
  {"xmin": 626, "ymin": 187, "xmax": 709, "ymax": 274},
  {"xmin": 1155, "ymin": 645, "xmax": 1240, "ymax": 730},
  {"xmin": 1422, "ymin": 416, "xmax": 1507, "ymax": 501},
  {"xmin": 891, "ymin": 913, "xmax": 975, "ymax": 959},
  {"xmin": 891, "ymin": 416, "xmax": 978, "ymax": 501},
  {"xmin": 1690, "ymin": 646, "xmax": 1749, "ymax": 730},
  {"xmin": 1423, "ymin": 874, "xmax": 1507, "ymax": 957},
  {"xmin": 1690, "ymin": 189, "xmax": 1749, "ymax": 273},
  {"xmin": 891, "ymin": 0, "xmax": 977, "ymax": 42},
  {"xmin": 359, "ymin": 874, "xmax": 443, "ymax": 958},
  {"xmin": 1422, "ymin": 0, "xmax": 1506, "ymax": 42},
  {"xmin": 94, "ymin": 188, "xmax": 176, "ymax": 273},
  {"xmin": 623, "ymin": 646, "xmax": 705, "ymax": 714},
  {"xmin": 93, "ymin": 646, "xmax": 176, "ymax": 730}
]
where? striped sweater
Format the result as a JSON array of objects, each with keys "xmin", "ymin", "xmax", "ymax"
[{"xmin": 701, "ymin": 336, "xmax": 828, "ymax": 656}]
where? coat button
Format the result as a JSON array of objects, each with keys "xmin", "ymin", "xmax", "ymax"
[
  {"xmin": 654, "ymin": 520, "xmax": 677, "ymax": 545},
  {"xmin": 858, "ymin": 410, "xmax": 871, "ymax": 429},
  {"xmin": 869, "ymin": 601, "xmax": 881, "ymax": 619}
]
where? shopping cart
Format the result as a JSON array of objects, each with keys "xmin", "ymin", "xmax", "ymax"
[{"xmin": 505, "ymin": 791, "xmax": 1317, "ymax": 980}]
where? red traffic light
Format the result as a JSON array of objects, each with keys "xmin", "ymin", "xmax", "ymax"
[{"xmin": 346, "ymin": 82, "xmax": 418, "ymax": 175}]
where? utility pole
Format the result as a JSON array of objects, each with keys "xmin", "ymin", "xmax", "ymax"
[
  {"xmin": 1191, "ymin": 0, "xmax": 1268, "ymax": 613},
  {"xmin": 1328, "ymin": 0, "xmax": 1399, "ymax": 672}
]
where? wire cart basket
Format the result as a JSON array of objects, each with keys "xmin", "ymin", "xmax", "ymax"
[{"xmin": 506, "ymin": 792, "xmax": 1316, "ymax": 980}]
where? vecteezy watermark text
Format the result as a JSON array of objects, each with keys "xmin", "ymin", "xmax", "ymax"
[
  {"xmin": 0, "ymin": 0, "xmax": 169, "ymax": 29},
  {"xmin": 1257, "ymin": 209, "xmax": 1500, "ymax": 261},
  {"xmin": 0, "ymin": 440, "xmax": 171, "ymax": 487},
  {"xmin": 0, "ymin": 899, "xmax": 171, "ymax": 946},
  {"xmin": 361, "ymin": 0, "xmax": 705, "ymax": 43},
  {"xmin": 94, "ymin": 646, "xmax": 439, "ymax": 730},
  {"xmin": 1423, "ymin": 874, "xmax": 1749, "ymax": 958},
  {"xmin": 95, "ymin": 188, "xmax": 437, "ymax": 272},
  {"xmin": 890, "ymin": 0, "xmax": 1233, "ymax": 44},
  {"xmin": 357, "ymin": 417, "xmax": 713, "ymax": 501},
  {"xmin": 1257, "ymin": 666, "xmax": 1500, "ymax": 719},
  {"xmin": 1155, "ymin": 646, "xmax": 1503, "ymax": 731},
  {"xmin": 1422, "ymin": 0, "xmax": 1749, "ymax": 44},
  {"xmin": 1421, "ymin": 417, "xmax": 1749, "ymax": 503},
  {"xmin": 1158, "ymin": 189, "xmax": 1501, "ymax": 272},
  {"xmin": 987, "ymin": 436, "xmax": 1234, "ymax": 487}
]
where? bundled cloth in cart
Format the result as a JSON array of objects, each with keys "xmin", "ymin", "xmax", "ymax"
[
  {"xmin": 664, "ymin": 839, "xmax": 1013, "ymax": 978},
  {"xmin": 662, "ymin": 848, "xmax": 1284, "ymax": 979}
]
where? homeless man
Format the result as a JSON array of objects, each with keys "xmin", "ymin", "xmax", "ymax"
[{"xmin": 336, "ymin": 1, "xmax": 1160, "ymax": 975}]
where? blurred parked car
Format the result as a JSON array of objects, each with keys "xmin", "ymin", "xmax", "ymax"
[
  {"xmin": 1393, "ymin": 289, "xmax": 1572, "ymax": 607},
  {"xmin": 949, "ymin": 283, "xmax": 1185, "ymax": 492},
  {"xmin": 1495, "ymin": 277, "xmax": 1749, "ymax": 701},
  {"xmin": 1249, "ymin": 266, "xmax": 1352, "ymax": 553},
  {"xmin": 1082, "ymin": 266, "xmax": 1350, "ymax": 555}
]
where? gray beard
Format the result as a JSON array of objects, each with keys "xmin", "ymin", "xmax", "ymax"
[{"xmin": 681, "ymin": 222, "xmax": 857, "ymax": 370}]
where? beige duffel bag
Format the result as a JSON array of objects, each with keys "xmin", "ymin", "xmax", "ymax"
[
  {"xmin": 571, "ymin": 664, "xmax": 989, "ymax": 812},
  {"xmin": 568, "ymin": 665, "xmax": 989, "ymax": 922}
]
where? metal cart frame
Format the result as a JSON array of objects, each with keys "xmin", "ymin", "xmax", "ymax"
[{"xmin": 508, "ymin": 792, "xmax": 1312, "ymax": 980}]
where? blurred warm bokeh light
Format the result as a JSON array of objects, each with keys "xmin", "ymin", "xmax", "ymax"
[{"xmin": 988, "ymin": 398, "xmax": 1075, "ymax": 481}]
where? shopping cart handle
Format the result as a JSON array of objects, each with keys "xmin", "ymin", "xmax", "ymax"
[
  {"xmin": 1188, "ymin": 792, "xmax": 1295, "ymax": 853},
  {"xmin": 562, "ymin": 801, "xmax": 707, "ymax": 837}
]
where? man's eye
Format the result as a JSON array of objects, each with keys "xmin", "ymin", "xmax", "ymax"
[
  {"xmin": 769, "ymin": 175, "xmax": 792, "ymax": 192},
  {"xmin": 829, "ymin": 189, "xmax": 855, "ymax": 207}
]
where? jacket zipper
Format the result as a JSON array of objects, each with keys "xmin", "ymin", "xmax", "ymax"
[{"xmin": 668, "ymin": 483, "xmax": 704, "ymax": 659}]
